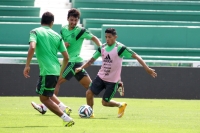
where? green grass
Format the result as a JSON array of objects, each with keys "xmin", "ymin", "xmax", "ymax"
[{"xmin": 0, "ymin": 97, "xmax": 200, "ymax": 133}]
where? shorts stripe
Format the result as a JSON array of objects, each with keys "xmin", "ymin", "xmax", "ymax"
[
  {"xmin": 62, "ymin": 62, "xmax": 75, "ymax": 77},
  {"xmin": 39, "ymin": 76, "xmax": 45, "ymax": 95},
  {"xmin": 44, "ymin": 88, "xmax": 55, "ymax": 90},
  {"xmin": 71, "ymin": 69, "xmax": 76, "ymax": 75},
  {"xmin": 108, "ymin": 82, "xmax": 118, "ymax": 102}
]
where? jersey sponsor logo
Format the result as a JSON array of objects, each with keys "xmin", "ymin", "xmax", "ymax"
[
  {"xmin": 103, "ymin": 54, "xmax": 112, "ymax": 63},
  {"xmin": 103, "ymin": 54, "xmax": 112, "ymax": 76}
]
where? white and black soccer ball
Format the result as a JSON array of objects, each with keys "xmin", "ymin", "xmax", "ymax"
[{"xmin": 78, "ymin": 105, "xmax": 93, "ymax": 118}]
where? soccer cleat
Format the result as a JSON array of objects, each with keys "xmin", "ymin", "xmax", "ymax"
[
  {"xmin": 117, "ymin": 81, "xmax": 124, "ymax": 96},
  {"xmin": 31, "ymin": 102, "xmax": 47, "ymax": 115},
  {"xmin": 90, "ymin": 113, "xmax": 95, "ymax": 118},
  {"xmin": 63, "ymin": 106, "xmax": 72, "ymax": 116},
  {"xmin": 63, "ymin": 120, "xmax": 75, "ymax": 127},
  {"xmin": 118, "ymin": 103, "xmax": 127, "ymax": 118}
]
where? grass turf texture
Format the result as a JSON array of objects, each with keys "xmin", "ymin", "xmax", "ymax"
[{"xmin": 0, "ymin": 97, "xmax": 199, "ymax": 133}]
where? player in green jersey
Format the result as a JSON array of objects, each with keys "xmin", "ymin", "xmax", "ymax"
[
  {"xmin": 54, "ymin": 8, "xmax": 102, "ymax": 95},
  {"xmin": 23, "ymin": 12, "xmax": 74, "ymax": 127}
]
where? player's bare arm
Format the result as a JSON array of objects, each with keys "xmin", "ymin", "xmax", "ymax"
[
  {"xmin": 23, "ymin": 41, "xmax": 36, "ymax": 78},
  {"xmin": 64, "ymin": 42, "xmax": 70, "ymax": 47},
  {"xmin": 91, "ymin": 36, "xmax": 102, "ymax": 47},
  {"xmin": 132, "ymin": 53, "xmax": 157, "ymax": 78},
  {"xmin": 75, "ymin": 57, "xmax": 96, "ymax": 73}
]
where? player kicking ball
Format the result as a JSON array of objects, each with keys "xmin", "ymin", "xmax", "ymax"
[{"xmin": 75, "ymin": 28, "xmax": 157, "ymax": 118}]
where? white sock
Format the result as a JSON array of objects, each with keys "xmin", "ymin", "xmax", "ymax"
[
  {"xmin": 61, "ymin": 113, "xmax": 72, "ymax": 122},
  {"xmin": 58, "ymin": 102, "xmax": 66, "ymax": 111},
  {"xmin": 41, "ymin": 104, "xmax": 48, "ymax": 111},
  {"xmin": 118, "ymin": 103, "xmax": 122, "ymax": 108}
]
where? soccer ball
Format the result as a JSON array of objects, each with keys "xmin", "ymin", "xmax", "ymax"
[{"xmin": 78, "ymin": 105, "xmax": 93, "ymax": 118}]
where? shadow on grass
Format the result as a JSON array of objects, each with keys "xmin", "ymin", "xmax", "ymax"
[
  {"xmin": 2, "ymin": 125, "xmax": 60, "ymax": 128},
  {"xmin": 35, "ymin": 114, "xmax": 54, "ymax": 116},
  {"xmin": 79, "ymin": 117, "xmax": 108, "ymax": 119}
]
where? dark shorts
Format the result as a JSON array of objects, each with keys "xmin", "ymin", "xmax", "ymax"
[
  {"xmin": 36, "ymin": 75, "xmax": 59, "ymax": 97},
  {"xmin": 62, "ymin": 62, "xmax": 89, "ymax": 81},
  {"xmin": 90, "ymin": 76, "xmax": 118, "ymax": 102}
]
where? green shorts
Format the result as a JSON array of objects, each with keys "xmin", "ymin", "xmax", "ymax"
[{"xmin": 36, "ymin": 75, "xmax": 59, "ymax": 97}]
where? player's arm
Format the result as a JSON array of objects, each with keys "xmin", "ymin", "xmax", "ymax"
[
  {"xmin": 26, "ymin": 42, "xmax": 36, "ymax": 67},
  {"xmin": 132, "ymin": 53, "xmax": 157, "ymax": 78},
  {"xmin": 81, "ymin": 29, "xmax": 102, "ymax": 47},
  {"xmin": 23, "ymin": 31, "xmax": 37, "ymax": 78},
  {"xmin": 91, "ymin": 36, "xmax": 102, "ymax": 47},
  {"xmin": 75, "ymin": 57, "xmax": 96, "ymax": 73},
  {"xmin": 59, "ymin": 39, "xmax": 69, "ymax": 75},
  {"xmin": 120, "ymin": 46, "xmax": 157, "ymax": 78},
  {"xmin": 64, "ymin": 42, "xmax": 70, "ymax": 48},
  {"xmin": 75, "ymin": 47, "xmax": 101, "ymax": 73}
]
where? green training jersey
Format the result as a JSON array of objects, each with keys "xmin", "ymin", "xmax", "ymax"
[
  {"xmin": 93, "ymin": 41, "xmax": 135, "ymax": 59},
  {"xmin": 29, "ymin": 26, "xmax": 67, "ymax": 76},
  {"xmin": 60, "ymin": 25, "xmax": 93, "ymax": 62}
]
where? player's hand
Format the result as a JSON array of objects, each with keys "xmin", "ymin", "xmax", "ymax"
[
  {"xmin": 23, "ymin": 66, "xmax": 30, "ymax": 78},
  {"xmin": 75, "ymin": 67, "xmax": 82, "ymax": 73},
  {"xmin": 146, "ymin": 68, "xmax": 157, "ymax": 78}
]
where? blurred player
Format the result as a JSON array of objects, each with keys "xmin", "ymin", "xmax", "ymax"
[
  {"xmin": 75, "ymin": 28, "xmax": 157, "ymax": 118},
  {"xmin": 23, "ymin": 12, "xmax": 74, "ymax": 127}
]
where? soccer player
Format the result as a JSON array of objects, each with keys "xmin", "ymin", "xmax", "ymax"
[
  {"xmin": 23, "ymin": 12, "xmax": 74, "ymax": 127},
  {"xmin": 75, "ymin": 28, "xmax": 157, "ymax": 118},
  {"xmin": 31, "ymin": 8, "xmax": 102, "ymax": 117}
]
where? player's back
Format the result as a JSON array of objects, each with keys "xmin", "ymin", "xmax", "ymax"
[{"xmin": 32, "ymin": 26, "xmax": 62, "ymax": 76}]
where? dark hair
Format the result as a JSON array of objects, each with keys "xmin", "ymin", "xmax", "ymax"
[
  {"xmin": 105, "ymin": 28, "xmax": 117, "ymax": 36},
  {"xmin": 68, "ymin": 8, "xmax": 80, "ymax": 19},
  {"xmin": 41, "ymin": 12, "xmax": 54, "ymax": 25}
]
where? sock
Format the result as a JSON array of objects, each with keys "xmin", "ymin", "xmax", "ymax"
[
  {"xmin": 118, "ymin": 103, "xmax": 122, "ymax": 108},
  {"xmin": 61, "ymin": 113, "xmax": 72, "ymax": 122},
  {"xmin": 58, "ymin": 102, "xmax": 67, "ymax": 111},
  {"xmin": 41, "ymin": 104, "xmax": 48, "ymax": 111}
]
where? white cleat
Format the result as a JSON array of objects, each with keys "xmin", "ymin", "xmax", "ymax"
[{"xmin": 31, "ymin": 101, "xmax": 47, "ymax": 115}]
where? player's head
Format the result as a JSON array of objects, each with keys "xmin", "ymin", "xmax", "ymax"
[
  {"xmin": 41, "ymin": 12, "xmax": 54, "ymax": 28},
  {"xmin": 105, "ymin": 28, "xmax": 117, "ymax": 45},
  {"xmin": 67, "ymin": 8, "xmax": 80, "ymax": 29}
]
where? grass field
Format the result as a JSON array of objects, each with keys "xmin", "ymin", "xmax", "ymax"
[{"xmin": 0, "ymin": 97, "xmax": 199, "ymax": 133}]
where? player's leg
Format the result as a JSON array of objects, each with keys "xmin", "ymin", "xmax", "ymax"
[
  {"xmin": 101, "ymin": 82, "xmax": 121, "ymax": 107},
  {"xmin": 86, "ymin": 89, "xmax": 94, "ymax": 109},
  {"xmin": 88, "ymin": 76, "xmax": 105, "ymax": 118},
  {"xmin": 79, "ymin": 75, "xmax": 92, "ymax": 89},
  {"xmin": 31, "ymin": 76, "xmax": 48, "ymax": 114},
  {"xmin": 117, "ymin": 81, "xmax": 124, "ymax": 96},
  {"xmin": 37, "ymin": 75, "xmax": 74, "ymax": 126},
  {"xmin": 32, "ymin": 63, "xmax": 75, "ymax": 115},
  {"xmin": 74, "ymin": 62, "xmax": 92, "ymax": 89},
  {"xmin": 54, "ymin": 77, "xmax": 67, "ymax": 96},
  {"xmin": 50, "ymin": 63, "xmax": 76, "ymax": 114},
  {"xmin": 54, "ymin": 62, "xmax": 76, "ymax": 96},
  {"xmin": 40, "ymin": 96, "xmax": 74, "ymax": 127},
  {"xmin": 102, "ymin": 81, "xmax": 127, "ymax": 118},
  {"xmin": 84, "ymin": 76, "xmax": 104, "ymax": 108}
]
